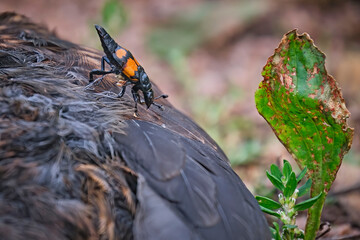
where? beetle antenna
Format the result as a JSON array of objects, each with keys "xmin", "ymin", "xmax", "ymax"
[{"xmin": 154, "ymin": 94, "xmax": 168, "ymax": 100}]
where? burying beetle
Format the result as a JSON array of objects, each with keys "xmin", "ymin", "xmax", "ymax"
[{"xmin": 89, "ymin": 25, "xmax": 168, "ymax": 112}]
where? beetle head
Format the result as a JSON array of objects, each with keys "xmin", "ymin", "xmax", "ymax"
[{"xmin": 143, "ymin": 90, "xmax": 154, "ymax": 108}]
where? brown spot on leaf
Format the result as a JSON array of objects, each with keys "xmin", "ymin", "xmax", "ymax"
[
  {"xmin": 308, "ymin": 93, "xmax": 316, "ymax": 99},
  {"xmin": 326, "ymin": 136, "xmax": 333, "ymax": 144}
]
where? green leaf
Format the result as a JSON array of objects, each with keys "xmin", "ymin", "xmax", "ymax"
[
  {"xmin": 296, "ymin": 232, "xmax": 305, "ymax": 239},
  {"xmin": 283, "ymin": 160, "xmax": 292, "ymax": 180},
  {"xmin": 255, "ymin": 29, "xmax": 353, "ymax": 192},
  {"xmin": 255, "ymin": 30, "xmax": 354, "ymax": 239},
  {"xmin": 270, "ymin": 164, "xmax": 283, "ymax": 181},
  {"xmin": 266, "ymin": 170, "xmax": 284, "ymax": 191},
  {"xmin": 294, "ymin": 193, "xmax": 322, "ymax": 211},
  {"xmin": 284, "ymin": 172, "xmax": 297, "ymax": 198},
  {"xmin": 259, "ymin": 206, "xmax": 281, "ymax": 218},
  {"xmin": 271, "ymin": 222, "xmax": 282, "ymax": 240},
  {"xmin": 256, "ymin": 196, "xmax": 282, "ymax": 210},
  {"xmin": 283, "ymin": 224, "xmax": 298, "ymax": 229},
  {"xmin": 297, "ymin": 166, "xmax": 307, "ymax": 182},
  {"xmin": 298, "ymin": 179, "xmax": 312, "ymax": 197}
]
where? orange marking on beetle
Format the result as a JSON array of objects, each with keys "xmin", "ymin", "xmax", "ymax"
[
  {"xmin": 123, "ymin": 58, "xmax": 139, "ymax": 80},
  {"xmin": 115, "ymin": 48, "xmax": 127, "ymax": 59},
  {"xmin": 133, "ymin": 57, "xmax": 140, "ymax": 65}
]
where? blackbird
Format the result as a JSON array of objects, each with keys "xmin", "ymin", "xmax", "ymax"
[{"xmin": 0, "ymin": 12, "xmax": 270, "ymax": 240}]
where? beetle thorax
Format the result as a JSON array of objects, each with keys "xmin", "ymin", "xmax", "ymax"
[{"xmin": 139, "ymin": 71, "xmax": 151, "ymax": 91}]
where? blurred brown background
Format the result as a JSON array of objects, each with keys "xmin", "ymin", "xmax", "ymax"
[{"xmin": 1, "ymin": 0, "xmax": 359, "ymax": 236}]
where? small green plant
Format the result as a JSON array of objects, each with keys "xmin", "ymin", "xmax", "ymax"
[{"xmin": 256, "ymin": 160, "xmax": 322, "ymax": 240}]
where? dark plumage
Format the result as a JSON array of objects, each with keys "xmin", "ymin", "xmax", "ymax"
[{"xmin": 0, "ymin": 12, "xmax": 270, "ymax": 240}]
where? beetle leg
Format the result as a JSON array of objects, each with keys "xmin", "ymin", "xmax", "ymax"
[
  {"xmin": 101, "ymin": 56, "xmax": 112, "ymax": 70},
  {"xmin": 131, "ymin": 86, "xmax": 141, "ymax": 113},
  {"xmin": 151, "ymin": 101, "xmax": 165, "ymax": 111},
  {"xmin": 117, "ymin": 85, "xmax": 127, "ymax": 98},
  {"xmin": 147, "ymin": 94, "xmax": 168, "ymax": 111},
  {"xmin": 89, "ymin": 56, "xmax": 115, "ymax": 83},
  {"xmin": 89, "ymin": 69, "xmax": 115, "ymax": 84}
]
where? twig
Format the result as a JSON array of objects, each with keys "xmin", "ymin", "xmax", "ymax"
[{"xmin": 316, "ymin": 222, "xmax": 331, "ymax": 239}]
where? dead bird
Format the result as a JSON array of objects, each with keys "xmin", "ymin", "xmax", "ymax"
[{"xmin": 0, "ymin": 12, "xmax": 270, "ymax": 240}]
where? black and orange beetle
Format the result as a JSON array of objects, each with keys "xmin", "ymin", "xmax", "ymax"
[{"xmin": 89, "ymin": 25, "xmax": 168, "ymax": 111}]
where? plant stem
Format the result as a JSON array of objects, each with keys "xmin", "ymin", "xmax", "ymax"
[{"xmin": 304, "ymin": 193, "xmax": 326, "ymax": 240}]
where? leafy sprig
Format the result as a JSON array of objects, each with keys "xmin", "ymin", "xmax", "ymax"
[{"xmin": 256, "ymin": 160, "xmax": 322, "ymax": 240}]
